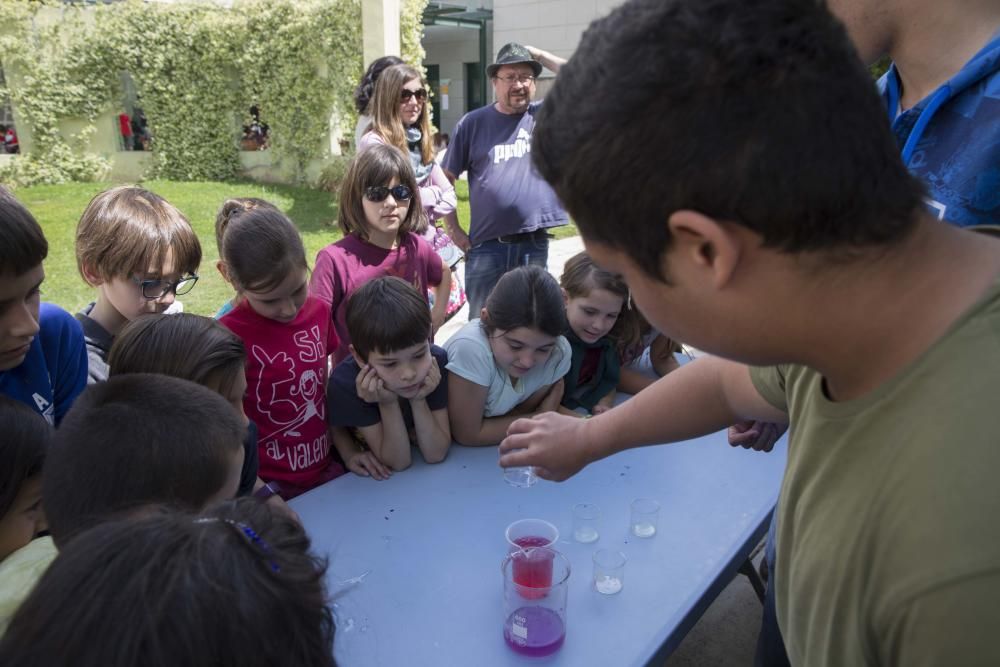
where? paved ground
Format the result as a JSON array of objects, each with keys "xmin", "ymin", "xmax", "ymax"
[
  {"xmin": 439, "ymin": 236, "xmax": 765, "ymax": 666},
  {"xmin": 436, "ymin": 235, "xmax": 586, "ymax": 342}
]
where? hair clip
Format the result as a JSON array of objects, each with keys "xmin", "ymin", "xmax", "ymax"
[{"xmin": 195, "ymin": 517, "xmax": 281, "ymax": 573}]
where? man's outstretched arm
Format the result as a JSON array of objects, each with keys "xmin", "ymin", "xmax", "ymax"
[{"xmin": 499, "ymin": 355, "xmax": 787, "ymax": 481}]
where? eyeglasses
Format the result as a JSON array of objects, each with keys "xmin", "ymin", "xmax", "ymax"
[
  {"xmin": 131, "ymin": 273, "xmax": 199, "ymax": 300},
  {"xmin": 400, "ymin": 88, "xmax": 427, "ymax": 102},
  {"xmin": 365, "ymin": 185, "xmax": 413, "ymax": 203},
  {"xmin": 495, "ymin": 74, "xmax": 536, "ymax": 85}
]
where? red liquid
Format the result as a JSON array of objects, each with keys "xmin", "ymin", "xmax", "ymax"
[
  {"xmin": 511, "ymin": 536, "xmax": 554, "ymax": 599},
  {"xmin": 503, "ymin": 606, "xmax": 566, "ymax": 657}
]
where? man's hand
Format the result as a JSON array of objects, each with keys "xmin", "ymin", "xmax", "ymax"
[
  {"xmin": 539, "ymin": 379, "xmax": 564, "ymax": 413},
  {"xmin": 345, "ymin": 449, "xmax": 392, "ymax": 480},
  {"xmin": 412, "ymin": 358, "xmax": 441, "ymax": 401},
  {"xmin": 499, "ymin": 411, "xmax": 592, "ymax": 481},
  {"xmin": 355, "ymin": 365, "xmax": 398, "ymax": 405},
  {"xmin": 449, "ymin": 224, "xmax": 471, "ymax": 252},
  {"xmin": 728, "ymin": 420, "xmax": 787, "ymax": 452}
]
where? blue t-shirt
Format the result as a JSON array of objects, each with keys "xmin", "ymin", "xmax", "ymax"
[
  {"xmin": 880, "ymin": 34, "xmax": 1000, "ymax": 227},
  {"xmin": 443, "ymin": 102, "xmax": 568, "ymax": 244},
  {"xmin": 326, "ymin": 345, "xmax": 449, "ymax": 429},
  {"xmin": 0, "ymin": 303, "xmax": 88, "ymax": 426}
]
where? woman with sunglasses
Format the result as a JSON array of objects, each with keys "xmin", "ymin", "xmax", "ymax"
[{"xmin": 360, "ymin": 64, "xmax": 458, "ymax": 230}]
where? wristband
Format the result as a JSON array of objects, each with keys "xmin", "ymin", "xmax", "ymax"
[{"xmin": 253, "ymin": 481, "xmax": 279, "ymax": 500}]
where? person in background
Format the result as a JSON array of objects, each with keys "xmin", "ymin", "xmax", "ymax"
[
  {"xmin": 441, "ymin": 42, "xmax": 569, "ymax": 319},
  {"xmin": 353, "ymin": 55, "xmax": 405, "ymax": 149}
]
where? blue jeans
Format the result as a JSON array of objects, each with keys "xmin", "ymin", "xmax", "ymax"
[{"xmin": 464, "ymin": 233, "xmax": 549, "ymax": 320}]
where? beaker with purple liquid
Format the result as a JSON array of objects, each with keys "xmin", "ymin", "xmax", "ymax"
[{"xmin": 501, "ymin": 547, "xmax": 570, "ymax": 657}]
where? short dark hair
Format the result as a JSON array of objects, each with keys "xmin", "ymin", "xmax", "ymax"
[
  {"xmin": 482, "ymin": 265, "xmax": 566, "ymax": 337},
  {"xmin": 346, "ymin": 276, "xmax": 430, "ymax": 361},
  {"xmin": 109, "ymin": 313, "xmax": 246, "ymax": 399},
  {"xmin": 532, "ymin": 0, "xmax": 926, "ymax": 281},
  {"xmin": 0, "ymin": 185, "xmax": 47, "ymax": 277},
  {"xmin": 43, "ymin": 374, "xmax": 245, "ymax": 548},
  {"xmin": 218, "ymin": 200, "xmax": 307, "ymax": 293},
  {"xmin": 0, "ymin": 498, "xmax": 337, "ymax": 667},
  {"xmin": 0, "ymin": 396, "xmax": 51, "ymax": 519}
]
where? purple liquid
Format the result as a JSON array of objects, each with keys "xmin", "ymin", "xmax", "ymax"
[{"xmin": 503, "ymin": 606, "xmax": 565, "ymax": 657}]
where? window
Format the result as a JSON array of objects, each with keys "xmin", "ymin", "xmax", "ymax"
[{"xmin": 0, "ymin": 68, "xmax": 19, "ymax": 154}]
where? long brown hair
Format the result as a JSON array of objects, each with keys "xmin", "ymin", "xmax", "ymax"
[
  {"xmin": 217, "ymin": 201, "xmax": 307, "ymax": 293},
  {"xmin": 369, "ymin": 64, "xmax": 435, "ymax": 166},
  {"xmin": 560, "ymin": 251, "xmax": 641, "ymax": 346}
]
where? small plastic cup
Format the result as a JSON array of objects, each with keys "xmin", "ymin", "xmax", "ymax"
[
  {"xmin": 501, "ymin": 446, "xmax": 537, "ymax": 487},
  {"xmin": 572, "ymin": 503, "xmax": 600, "ymax": 543},
  {"xmin": 630, "ymin": 498, "xmax": 660, "ymax": 538},
  {"xmin": 592, "ymin": 549, "xmax": 626, "ymax": 595},
  {"xmin": 506, "ymin": 519, "xmax": 559, "ymax": 599}
]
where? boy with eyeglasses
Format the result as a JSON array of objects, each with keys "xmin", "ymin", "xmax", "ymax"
[
  {"xmin": 74, "ymin": 185, "xmax": 201, "ymax": 383},
  {"xmin": 0, "ymin": 186, "xmax": 87, "ymax": 426}
]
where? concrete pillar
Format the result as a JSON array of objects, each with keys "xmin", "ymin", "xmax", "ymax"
[{"xmin": 362, "ymin": 0, "xmax": 402, "ymax": 64}]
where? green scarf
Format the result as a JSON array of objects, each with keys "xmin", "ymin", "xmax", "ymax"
[{"xmin": 562, "ymin": 329, "xmax": 620, "ymax": 412}]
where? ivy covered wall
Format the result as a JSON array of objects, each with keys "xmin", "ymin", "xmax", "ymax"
[{"xmin": 0, "ymin": 0, "xmax": 391, "ymax": 187}]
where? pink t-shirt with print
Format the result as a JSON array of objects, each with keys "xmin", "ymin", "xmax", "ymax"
[
  {"xmin": 219, "ymin": 295, "xmax": 344, "ymax": 490},
  {"xmin": 310, "ymin": 231, "xmax": 444, "ymax": 363}
]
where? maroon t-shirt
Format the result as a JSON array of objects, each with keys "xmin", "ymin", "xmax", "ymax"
[{"xmin": 310, "ymin": 232, "xmax": 443, "ymax": 363}]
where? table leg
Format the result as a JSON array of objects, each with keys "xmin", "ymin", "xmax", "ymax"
[{"xmin": 738, "ymin": 558, "xmax": 766, "ymax": 603}]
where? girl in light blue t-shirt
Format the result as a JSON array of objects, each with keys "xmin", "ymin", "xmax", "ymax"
[{"xmin": 444, "ymin": 265, "xmax": 571, "ymax": 446}]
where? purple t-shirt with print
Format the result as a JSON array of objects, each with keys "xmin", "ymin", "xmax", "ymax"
[{"xmin": 443, "ymin": 102, "xmax": 568, "ymax": 245}]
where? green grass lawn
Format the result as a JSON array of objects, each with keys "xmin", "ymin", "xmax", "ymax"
[{"xmin": 13, "ymin": 178, "xmax": 578, "ymax": 317}]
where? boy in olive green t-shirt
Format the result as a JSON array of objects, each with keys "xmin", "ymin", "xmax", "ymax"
[{"xmin": 497, "ymin": 0, "xmax": 1000, "ymax": 665}]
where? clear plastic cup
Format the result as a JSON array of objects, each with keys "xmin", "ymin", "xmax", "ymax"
[
  {"xmin": 572, "ymin": 503, "xmax": 600, "ymax": 543},
  {"xmin": 501, "ymin": 446, "xmax": 537, "ymax": 487},
  {"xmin": 592, "ymin": 549, "xmax": 626, "ymax": 595},
  {"xmin": 630, "ymin": 498, "xmax": 660, "ymax": 538}
]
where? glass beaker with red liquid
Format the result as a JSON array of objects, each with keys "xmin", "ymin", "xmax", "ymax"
[
  {"xmin": 502, "ymin": 547, "xmax": 570, "ymax": 657},
  {"xmin": 505, "ymin": 519, "xmax": 559, "ymax": 598}
]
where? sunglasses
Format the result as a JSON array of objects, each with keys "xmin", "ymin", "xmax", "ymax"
[
  {"xmin": 400, "ymin": 88, "xmax": 427, "ymax": 102},
  {"xmin": 365, "ymin": 185, "xmax": 413, "ymax": 203}
]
